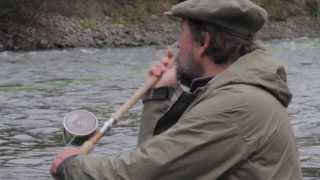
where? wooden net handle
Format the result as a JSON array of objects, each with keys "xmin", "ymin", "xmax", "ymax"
[{"xmin": 80, "ymin": 76, "xmax": 159, "ymax": 154}]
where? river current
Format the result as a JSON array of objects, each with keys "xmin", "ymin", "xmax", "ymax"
[{"xmin": 0, "ymin": 38, "xmax": 319, "ymax": 179}]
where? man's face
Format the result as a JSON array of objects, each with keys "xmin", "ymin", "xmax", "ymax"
[{"xmin": 176, "ymin": 20, "xmax": 203, "ymax": 87}]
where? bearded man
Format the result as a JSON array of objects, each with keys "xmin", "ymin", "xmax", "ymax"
[{"xmin": 51, "ymin": 0, "xmax": 302, "ymax": 179}]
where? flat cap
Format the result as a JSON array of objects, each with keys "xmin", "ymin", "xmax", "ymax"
[{"xmin": 166, "ymin": 0, "xmax": 268, "ymax": 36}]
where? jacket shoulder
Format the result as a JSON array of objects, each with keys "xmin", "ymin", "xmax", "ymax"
[{"xmin": 186, "ymin": 84, "xmax": 288, "ymax": 147}]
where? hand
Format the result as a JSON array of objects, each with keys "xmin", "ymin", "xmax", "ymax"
[
  {"xmin": 148, "ymin": 48, "xmax": 177, "ymax": 88},
  {"xmin": 50, "ymin": 147, "xmax": 81, "ymax": 179}
]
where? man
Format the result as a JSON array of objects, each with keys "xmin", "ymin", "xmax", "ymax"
[{"xmin": 51, "ymin": 0, "xmax": 302, "ymax": 179}]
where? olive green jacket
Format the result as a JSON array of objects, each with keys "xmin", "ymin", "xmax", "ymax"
[{"xmin": 61, "ymin": 49, "xmax": 302, "ymax": 180}]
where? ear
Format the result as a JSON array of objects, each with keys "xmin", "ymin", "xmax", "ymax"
[{"xmin": 199, "ymin": 32, "xmax": 211, "ymax": 57}]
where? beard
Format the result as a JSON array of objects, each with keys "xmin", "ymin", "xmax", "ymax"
[{"xmin": 176, "ymin": 52, "xmax": 203, "ymax": 87}]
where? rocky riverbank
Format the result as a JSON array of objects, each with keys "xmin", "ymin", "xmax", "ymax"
[{"xmin": 0, "ymin": 0, "xmax": 319, "ymax": 51}]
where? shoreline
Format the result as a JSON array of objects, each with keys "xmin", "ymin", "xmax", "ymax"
[{"xmin": 0, "ymin": 14, "xmax": 319, "ymax": 52}]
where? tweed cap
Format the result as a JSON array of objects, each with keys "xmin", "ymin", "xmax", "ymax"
[{"xmin": 166, "ymin": 0, "xmax": 268, "ymax": 36}]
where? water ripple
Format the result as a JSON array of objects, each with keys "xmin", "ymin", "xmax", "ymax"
[{"xmin": 0, "ymin": 40, "xmax": 319, "ymax": 179}]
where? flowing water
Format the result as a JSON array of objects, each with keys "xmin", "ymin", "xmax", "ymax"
[{"xmin": 0, "ymin": 38, "xmax": 319, "ymax": 179}]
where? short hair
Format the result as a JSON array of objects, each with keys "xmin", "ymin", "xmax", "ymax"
[{"xmin": 187, "ymin": 19, "xmax": 259, "ymax": 65}]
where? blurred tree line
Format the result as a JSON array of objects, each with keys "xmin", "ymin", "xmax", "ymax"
[
  {"xmin": 0, "ymin": 0, "xmax": 176, "ymax": 22},
  {"xmin": 0, "ymin": 0, "xmax": 44, "ymax": 21},
  {"xmin": 252, "ymin": 0, "xmax": 319, "ymax": 20},
  {"xmin": 0, "ymin": 0, "xmax": 318, "ymax": 21}
]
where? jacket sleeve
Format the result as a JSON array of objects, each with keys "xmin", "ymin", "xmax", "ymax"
[
  {"xmin": 138, "ymin": 86, "xmax": 183, "ymax": 144},
  {"xmin": 138, "ymin": 89, "xmax": 173, "ymax": 144},
  {"xmin": 61, "ymin": 94, "xmax": 254, "ymax": 180}
]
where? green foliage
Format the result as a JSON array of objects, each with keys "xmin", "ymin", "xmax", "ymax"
[
  {"xmin": 135, "ymin": 0, "xmax": 145, "ymax": 16},
  {"xmin": 110, "ymin": 0, "xmax": 174, "ymax": 25},
  {"xmin": 80, "ymin": 18, "xmax": 97, "ymax": 30},
  {"xmin": 251, "ymin": 0, "xmax": 305, "ymax": 19},
  {"xmin": 308, "ymin": 0, "xmax": 320, "ymax": 19},
  {"xmin": 0, "ymin": 0, "xmax": 43, "ymax": 21},
  {"xmin": 111, "ymin": 0, "xmax": 146, "ymax": 24},
  {"xmin": 111, "ymin": 11, "xmax": 130, "ymax": 25},
  {"xmin": 0, "ymin": 0, "xmax": 20, "ymax": 17}
]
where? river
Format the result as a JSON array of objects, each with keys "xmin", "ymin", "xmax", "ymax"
[{"xmin": 0, "ymin": 38, "xmax": 319, "ymax": 179}]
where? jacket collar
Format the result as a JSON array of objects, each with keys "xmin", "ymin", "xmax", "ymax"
[{"xmin": 190, "ymin": 76, "xmax": 214, "ymax": 93}]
